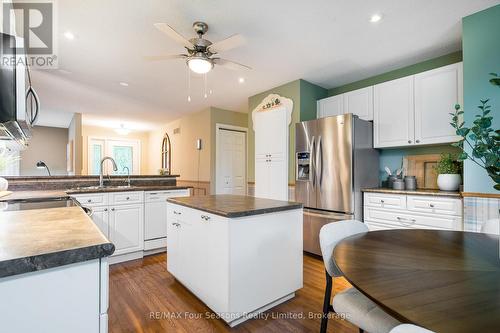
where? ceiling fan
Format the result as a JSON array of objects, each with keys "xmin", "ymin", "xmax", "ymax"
[{"xmin": 147, "ymin": 21, "xmax": 251, "ymax": 74}]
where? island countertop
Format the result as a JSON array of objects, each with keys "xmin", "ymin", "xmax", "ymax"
[
  {"xmin": 0, "ymin": 206, "xmax": 115, "ymax": 278},
  {"xmin": 362, "ymin": 187, "xmax": 461, "ymax": 198},
  {"xmin": 167, "ymin": 194, "xmax": 303, "ymax": 218}
]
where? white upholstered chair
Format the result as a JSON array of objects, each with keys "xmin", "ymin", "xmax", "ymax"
[
  {"xmin": 481, "ymin": 218, "xmax": 500, "ymax": 235},
  {"xmin": 319, "ymin": 220, "xmax": 400, "ymax": 333},
  {"xmin": 390, "ymin": 324, "xmax": 435, "ymax": 333}
]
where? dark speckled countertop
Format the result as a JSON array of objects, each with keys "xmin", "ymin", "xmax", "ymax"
[
  {"xmin": 0, "ymin": 206, "xmax": 114, "ymax": 278},
  {"xmin": 167, "ymin": 195, "xmax": 303, "ymax": 218}
]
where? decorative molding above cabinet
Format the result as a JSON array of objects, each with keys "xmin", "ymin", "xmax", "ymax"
[{"xmin": 317, "ymin": 62, "xmax": 463, "ymax": 148}]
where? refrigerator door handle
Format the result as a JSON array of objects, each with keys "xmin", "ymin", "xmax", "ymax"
[
  {"xmin": 316, "ymin": 136, "xmax": 323, "ymax": 186},
  {"xmin": 310, "ymin": 136, "xmax": 316, "ymax": 187}
]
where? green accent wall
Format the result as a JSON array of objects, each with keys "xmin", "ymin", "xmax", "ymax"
[
  {"xmin": 462, "ymin": 5, "xmax": 500, "ymax": 194},
  {"xmin": 328, "ymin": 51, "xmax": 463, "ymax": 96},
  {"xmin": 247, "ymin": 79, "xmax": 327, "ymax": 184}
]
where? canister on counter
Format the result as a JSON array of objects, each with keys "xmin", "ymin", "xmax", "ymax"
[
  {"xmin": 404, "ymin": 176, "xmax": 417, "ymax": 190},
  {"xmin": 393, "ymin": 179, "xmax": 405, "ymax": 190}
]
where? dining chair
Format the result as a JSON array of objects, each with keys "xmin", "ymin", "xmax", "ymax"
[
  {"xmin": 481, "ymin": 218, "xmax": 500, "ymax": 235},
  {"xmin": 389, "ymin": 324, "xmax": 435, "ymax": 333},
  {"xmin": 319, "ymin": 220, "xmax": 400, "ymax": 333}
]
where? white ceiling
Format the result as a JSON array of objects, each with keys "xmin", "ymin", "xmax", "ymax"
[{"xmin": 32, "ymin": 0, "xmax": 500, "ymax": 128}]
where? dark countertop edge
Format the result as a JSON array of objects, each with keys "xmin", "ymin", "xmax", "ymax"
[
  {"xmin": 362, "ymin": 188, "xmax": 461, "ymax": 197},
  {"xmin": 0, "ymin": 243, "xmax": 115, "ymax": 279},
  {"xmin": 167, "ymin": 198, "xmax": 303, "ymax": 218},
  {"xmin": 5, "ymin": 175, "xmax": 180, "ymax": 180},
  {"xmin": 66, "ymin": 185, "xmax": 192, "ymax": 195}
]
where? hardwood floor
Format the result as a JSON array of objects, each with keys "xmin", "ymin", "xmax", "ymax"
[{"xmin": 109, "ymin": 253, "xmax": 357, "ymax": 333}]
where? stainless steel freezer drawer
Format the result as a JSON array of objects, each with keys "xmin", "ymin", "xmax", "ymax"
[{"xmin": 303, "ymin": 208, "xmax": 354, "ymax": 256}]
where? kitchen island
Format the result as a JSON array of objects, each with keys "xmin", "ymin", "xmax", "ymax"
[
  {"xmin": 0, "ymin": 205, "xmax": 114, "ymax": 333},
  {"xmin": 166, "ymin": 195, "xmax": 303, "ymax": 327}
]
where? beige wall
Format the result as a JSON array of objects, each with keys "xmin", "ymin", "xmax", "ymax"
[
  {"xmin": 20, "ymin": 126, "xmax": 68, "ymax": 176},
  {"xmin": 147, "ymin": 107, "xmax": 248, "ymax": 193},
  {"xmin": 68, "ymin": 113, "xmax": 83, "ymax": 175},
  {"xmin": 81, "ymin": 125, "xmax": 150, "ymax": 175}
]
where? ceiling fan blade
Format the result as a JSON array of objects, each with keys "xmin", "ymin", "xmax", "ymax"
[
  {"xmin": 154, "ymin": 23, "xmax": 193, "ymax": 48},
  {"xmin": 143, "ymin": 54, "xmax": 187, "ymax": 61},
  {"xmin": 214, "ymin": 58, "xmax": 251, "ymax": 71},
  {"xmin": 208, "ymin": 34, "xmax": 245, "ymax": 53}
]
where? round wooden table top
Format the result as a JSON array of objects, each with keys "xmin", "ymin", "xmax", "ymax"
[{"xmin": 333, "ymin": 229, "xmax": 500, "ymax": 333}]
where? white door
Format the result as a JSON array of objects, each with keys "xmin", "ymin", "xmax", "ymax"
[
  {"xmin": 91, "ymin": 206, "xmax": 109, "ymax": 238},
  {"xmin": 414, "ymin": 62, "xmax": 463, "ymax": 145},
  {"xmin": 317, "ymin": 95, "xmax": 343, "ymax": 118},
  {"xmin": 217, "ymin": 129, "xmax": 246, "ymax": 195},
  {"xmin": 109, "ymin": 204, "xmax": 144, "ymax": 256},
  {"xmin": 374, "ymin": 76, "xmax": 415, "ymax": 148},
  {"xmin": 343, "ymin": 86, "xmax": 373, "ymax": 121},
  {"xmin": 106, "ymin": 139, "xmax": 141, "ymax": 175}
]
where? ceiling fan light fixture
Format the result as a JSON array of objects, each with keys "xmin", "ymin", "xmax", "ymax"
[{"xmin": 187, "ymin": 57, "xmax": 213, "ymax": 74}]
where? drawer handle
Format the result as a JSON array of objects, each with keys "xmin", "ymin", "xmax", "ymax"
[
  {"xmin": 173, "ymin": 211, "xmax": 181, "ymax": 215},
  {"xmin": 111, "ymin": 208, "xmax": 115, "ymax": 211},
  {"xmin": 429, "ymin": 204, "xmax": 435, "ymax": 208},
  {"xmin": 201, "ymin": 215, "xmax": 211, "ymax": 221},
  {"xmin": 149, "ymin": 192, "xmax": 157, "ymax": 195},
  {"xmin": 380, "ymin": 200, "xmax": 385, "ymax": 203},
  {"xmin": 87, "ymin": 199, "xmax": 92, "ymax": 203},
  {"xmin": 396, "ymin": 216, "xmax": 416, "ymax": 224},
  {"xmin": 104, "ymin": 208, "xmax": 108, "ymax": 212},
  {"xmin": 171, "ymin": 222, "xmax": 180, "ymax": 227},
  {"xmin": 126, "ymin": 197, "xmax": 130, "ymax": 200}
]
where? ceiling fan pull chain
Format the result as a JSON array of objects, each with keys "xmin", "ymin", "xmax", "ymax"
[
  {"xmin": 187, "ymin": 67, "xmax": 191, "ymax": 102},
  {"xmin": 204, "ymin": 73, "xmax": 208, "ymax": 98}
]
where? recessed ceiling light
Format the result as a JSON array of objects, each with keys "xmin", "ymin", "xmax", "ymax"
[
  {"xmin": 119, "ymin": 82, "xmax": 129, "ymax": 87},
  {"xmin": 63, "ymin": 31, "xmax": 75, "ymax": 40},
  {"xmin": 370, "ymin": 13, "xmax": 383, "ymax": 23},
  {"xmin": 238, "ymin": 77, "xmax": 245, "ymax": 83}
]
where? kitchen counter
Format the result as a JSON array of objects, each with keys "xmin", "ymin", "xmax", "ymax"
[
  {"xmin": 0, "ymin": 185, "xmax": 191, "ymax": 202},
  {"xmin": 167, "ymin": 194, "xmax": 303, "ymax": 218},
  {"xmin": 362, "ymin": 188, "xmax": 461, "ymax": 198},
  {"xmin": 0, "ymin": 206, "xmax": 114, "ymax": 278}
]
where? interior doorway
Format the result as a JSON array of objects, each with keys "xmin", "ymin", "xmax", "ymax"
[{"xmin": 215, "ymin": 124, "xmax": 247, "ymax": 195}]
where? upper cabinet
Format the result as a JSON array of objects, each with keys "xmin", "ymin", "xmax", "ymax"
[
  {"xmin": 317, "ymin": 87, "xmax": 373, "ymax": 121},
  {"xmin": 343, "ymin": 86, "xmax": 374, "ymax": 121},
  {"xmin": 318, "ymin": 62, "xmax": 463, "ymax": 149},
  {"xmin": 374, "ymin": 76, "xmax": 415, "ymax": 148},
  {"xmin": 317, "ymin": 94, "xmax": 343, "ymax": 118},
  {"xmin": 414, "ymin": 63, "xmax": 462, "ymax": 145}
]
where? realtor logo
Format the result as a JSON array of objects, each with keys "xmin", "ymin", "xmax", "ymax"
[{"xmin": 1, "ymin": 1, "xmax": 58, "ymax": 68}]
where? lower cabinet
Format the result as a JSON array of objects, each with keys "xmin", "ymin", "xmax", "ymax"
[
  {"xmin": 109, "ymin": 204, "xmax": 144, "ymax": 256},
  {"xmin": 363, "ymin": 192, "xmax": 463, "ymax": 231},
  {"xmin": 72, "ymin": 189, "xmax": 190, "ymax": 264}
]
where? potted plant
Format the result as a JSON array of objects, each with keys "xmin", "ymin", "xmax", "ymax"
[
  {"xmin": 435, "ymin": 153, "xmax": 462, "ymax": 191},
  {"xmin": 0, "ymin": 145, "xmax": 20, "ymax": 191},
  {"xmin": 450, "ymin": 72, "xmax": 499, "ymax": 191}
]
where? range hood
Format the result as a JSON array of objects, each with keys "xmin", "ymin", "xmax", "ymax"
[{"xmin": 0, "ymin": 33, "xmax": 39, "ymax": 145}]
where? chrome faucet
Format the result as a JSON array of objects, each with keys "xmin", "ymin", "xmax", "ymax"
[
  {"xmin": 123, "ymin": 166, "xmax": 131, "ymax": 187},
  {"xmin": 99, "ymin": 157, "xmax": 118, "ymax": 187}
]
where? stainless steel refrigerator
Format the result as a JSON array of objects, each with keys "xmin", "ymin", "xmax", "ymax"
[{"xmin": 295, "ymin": 113, "xmax": 379, "ymax": 255}]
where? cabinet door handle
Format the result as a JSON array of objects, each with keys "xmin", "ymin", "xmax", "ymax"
[
  {"xmin": 111, "ymin": 208, "xmax": 115, "ymax": 211},
  {"xmin": 173, "ymin": 211, "xmax": 181, "ymax": 215},
  {"xmin": 416, "ymin": 140, "xmax": 420, "ymax": 143},
  {"xmin": 408, "ymin": 140, "xmax": 412, "ymax": 144},
  {"xmin": 126, "ymin": 197, "xmax": 130, "ymax": 200},
  {"xmin": 201, "ymin": 215, "xmax": 211, "ymax": 221},
  {"xmin": 104, "ymin": 208, "xmax": 108, "ymax": 212},
  {"xmin": 429, "ymin": 204, "xmax": 435, "ymax": 208},
  {"xmin": 87, "ymin": 199, "xmax": 92, "ymax": 203},
  {"xmin": 380, "ymin": 200, "xmax": 385, "ymax": 203}
]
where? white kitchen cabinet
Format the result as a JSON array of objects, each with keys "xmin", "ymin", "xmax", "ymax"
[
  {"xmin": 343, "ymin": 86, "xmax": 374, "ymax": 121},
  {"xmin": 144, "ymin": 189, "xmax": 190, "ymax": 251},
  {"xmin": 109, "ymin": 203, "xmax": 144, "ymax": 256},
  {"xmin": 374, "ymin": 76, "xmax": 415, "ymax": 148},
  {"xmin": 91, "ymin": 206, "xmax": 110, "ymax": 238},
  {"xmin": 253, "ymin": 106, "xmax": 289, "ymax": 201},
  {"xmin": 414, "ymin": 63, "xmax": 463, "ymax": 145},
  {"xmin": 0, "ymin": 258, "xmax": 108, "ymax": 333},
  {"xmin": 317, "ymin": 94, "xmax": 343, "ymax": 118},
  {"xmin": 166, "ymin": 202, "xmax": 303, "ymax": 327},
  {"xmin": 363, "ymin": 192, "xmax": 463, "ymax": 231}
]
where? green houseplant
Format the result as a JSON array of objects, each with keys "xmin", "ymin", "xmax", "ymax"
[
  {"xmin": 435, "ymin": 153, "xmax": 462, "ymax": 191},
  {"xmin": 450, "ymin": 73, "xmax": 500, "ymax": 191}
]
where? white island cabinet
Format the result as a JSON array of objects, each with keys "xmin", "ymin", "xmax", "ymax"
[{"xmin": 166, "ymin": 195, "xmax": 303, "ymax": 327}]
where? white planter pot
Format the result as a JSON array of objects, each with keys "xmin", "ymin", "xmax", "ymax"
[
  {"xmin": 0, "ymin": 177, "xmax": 8, "ymax": 191},
  {"xmin": 437, "ymin": 174, "xmax": 461, "ymax": 191}
]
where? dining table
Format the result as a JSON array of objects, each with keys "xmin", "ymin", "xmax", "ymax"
[{"xmin": 333, "ymin": 229, "xmax": 500, "ymax": 333}]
